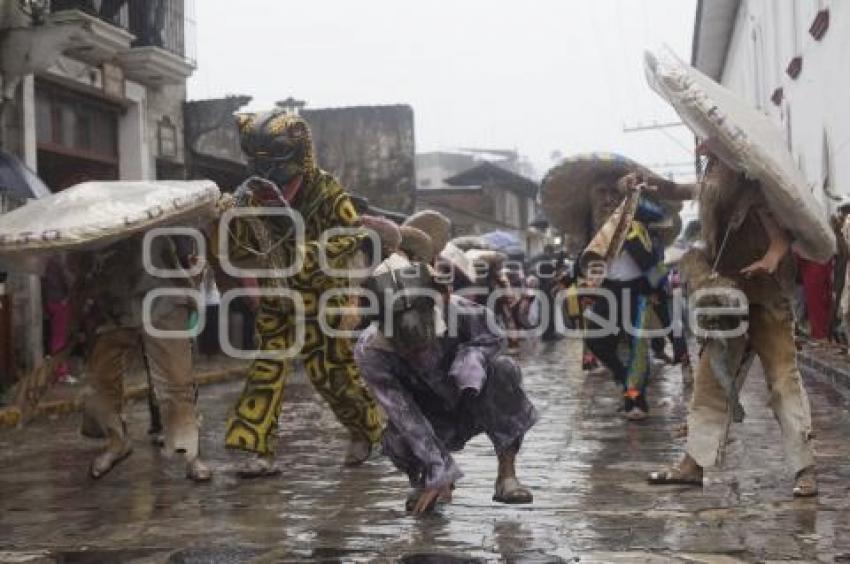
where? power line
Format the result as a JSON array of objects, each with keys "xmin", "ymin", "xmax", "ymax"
[
  {"xmin": 623, "ymin": 120, "xmax": 694, "ymax": 157},
  {"xmin": 622, "ymin": 121, "xmax": 685, "ymax": 132},
  {"xmin": 658, "ymin": 127, "xmax": 695, "ymax": 156}
]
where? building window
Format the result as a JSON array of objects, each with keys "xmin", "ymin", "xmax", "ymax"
[
  {"xmin": 809, "ymin": 2, "xmax": 829, "ymax": 40},
  {"xmin": 128, "ymin": 0, "xmax": 196, "ymax": 64},
  {"xmin": 35, "ymin": 82, "xmax": 119, "ymax": 164},
  {"xmin": 35, "ymin": 80, "xmax": 121, "ymax": 190},
  {"xmin": 503, "ymin": 191, "xmax": 520, "ymax": 227},
  {"xmin": 50, "ymin": 0, "xmax": 130, "ymax": 30},
  {"xmin": 157, "ymin": 117, "xmax": 178, "ymax": 159}
]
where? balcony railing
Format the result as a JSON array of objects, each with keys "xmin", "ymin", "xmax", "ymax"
[
  {"xmin": 50, "ymin": 0, "xmax": 130, "ymax": 29},
  {"xmin": 49, "ymin": 0, "xmax": 196, "ymax": 65},
  {"xmin": 128, "ymin": 0, "xmax": 195, "ymax": 64}
]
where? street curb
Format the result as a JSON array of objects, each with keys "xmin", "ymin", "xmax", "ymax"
[{"xmin": 0, "ymin": 367, "xmax": 244, "ymax": 430}]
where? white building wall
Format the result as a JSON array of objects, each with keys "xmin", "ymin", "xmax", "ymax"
[{"xmin": 718, "ymin": 0, "xmax": 850, "ymax": 218}]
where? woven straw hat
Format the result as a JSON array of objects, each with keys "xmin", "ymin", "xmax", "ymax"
[
  {"xmin": 438, "ymin": 241, "xmax": 478, "ymax": 284},
  {"xmin": 361, "ymin": 214, "xmax": 401, "ymax": 257},
  {"xmin": 403, "ymin": 210, "xmax": 451, "ymax": 256},
  {"xmin": 465, "ymin": 248, "xmax": 508, "ymax": 282},
  {"xmin": 541, "ymin": 153, "xmax": 687, "ymax": 251},
  {"xmin": 399, "ymin": 225, "xmax": 434, "ymax": 263}
]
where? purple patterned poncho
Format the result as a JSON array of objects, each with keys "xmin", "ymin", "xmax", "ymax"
[{"xmin": 354, "ymin": 295, "xmax": 539, "ymax": 490}]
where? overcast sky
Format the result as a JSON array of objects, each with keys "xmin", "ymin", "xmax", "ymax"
[{"xmin": 188, "ymin": 0, "xmax": 697, "ymax": 180}]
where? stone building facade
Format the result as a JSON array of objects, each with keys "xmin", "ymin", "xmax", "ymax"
[
  {"xmin": 185, "ymin": 101, "xmax": 417, "ymax": 216},
  {"xmin": 303, "ymin": 105, "xmax": 415, "ymax": 214}
]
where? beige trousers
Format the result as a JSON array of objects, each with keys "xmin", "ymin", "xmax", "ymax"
[
  {"xmin": 83, "ymin": 306, "xmax": 199, "ymax": 458},
  {"xmin": 686, "ymin": 300, "xmax": 815, "ymax": 473}
]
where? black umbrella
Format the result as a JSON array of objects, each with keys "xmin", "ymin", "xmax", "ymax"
[{"xmin": 0, "ymin": 150, "xmax": 50, "ymax": 203}]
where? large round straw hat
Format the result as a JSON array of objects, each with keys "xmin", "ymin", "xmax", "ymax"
[
  {"xmin": 541, "ymin": 153, "xmax": 687, "ymax": 252},
  {"xmin": 465, "ymin": 248, "xmax": 508, "ymax": 283},
  {"xmin": 399, "ymin": 225, "xmax": 434, "ymax": 264},
  {"xmin": 403, "ymin": 210, "xmax": 451, "ymax": 256},
  {"xmin": 438, "ymin": 241, "xmax": 477, "ymax": 283},
  {"xmin": 361, "ymin": 214, "xmax": 401, "ymax": 256}
]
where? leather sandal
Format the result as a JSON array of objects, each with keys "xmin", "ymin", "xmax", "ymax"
[
  {"xmin": 90, "ymin": 442, "xmax": 133, "ymax": 479},
  {"xmin": 236, "ymin": 456, "xmax": 281, "ymax": 479},
  {"xmin": 186, "ymin": 458, "xmax": 213, "ymax": 482},
  {"xmin": 343, "ymin": 435, "xmax": 373, "ymax": 467},
  {"xmin": 793, "ymin": 467, "xmax": 818, "ymax": 498},
  {"xmin": 493, "ymin": 477, "xmax": 533, "ymax": 504}
]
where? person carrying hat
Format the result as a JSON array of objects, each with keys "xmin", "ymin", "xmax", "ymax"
[
  {"xmin": 648, "ymin": 151, "xmax": 818, "ymax": 498},
  {"xmin": 584, "ymin": 176, "xmax": 668, "ymax": 421}
]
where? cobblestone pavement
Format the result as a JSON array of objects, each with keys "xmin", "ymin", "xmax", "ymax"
[{"xmin": 1, "ymin": 339, "xmax": 850, "ymax": 562}]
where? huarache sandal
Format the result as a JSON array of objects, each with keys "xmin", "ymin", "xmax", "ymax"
[
  {"xmin": 493, "ymin": 477, "xmax": 533, "ymax": 504},
  {"xmin": 793, "ymin": 467, "xmax": 818, "ymax": 498},
  {"xmin": 89, "ymin": 442, "xmax": 133, "ymax": 479},
  {"xmin": 236, "ymin": 456, "xmax": 281, "ymax": 479},
  {"xmin": 186, "ymin": 458, "xmax": 213, "ymax": 482},
  {"xmin": 343, "ymin": 435, "xmax": 373, "ymax": 467},
  {"xmin": 647, "ymin": 467, "xmax": 703, "ymax": 486}
]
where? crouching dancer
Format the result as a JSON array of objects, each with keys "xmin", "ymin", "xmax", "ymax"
[{"xmin": 353, "ymin": 259, "xmax": 539, "ymax": 515}]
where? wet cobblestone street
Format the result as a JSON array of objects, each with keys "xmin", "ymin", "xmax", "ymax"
[{"xmin": 2, "ymin": 338, "xmax": 850, "ymax": 562}]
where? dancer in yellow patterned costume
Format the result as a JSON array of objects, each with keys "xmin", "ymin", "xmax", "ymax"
[{"xmin": 218, "ymin": 110, "xmax": 382, "ymax": 477}]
